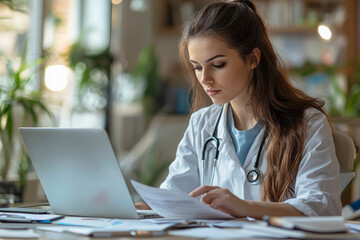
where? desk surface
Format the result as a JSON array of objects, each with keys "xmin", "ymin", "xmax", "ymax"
[
  {"xmin": 1, "ymin": 209, "xmax": 360, "ymax": 240},
  {"xmin": 35, "ymin": 230, "xmax": 279, "ymax": 240},
  {"xmin": 2, "ymin": 222, "xmax": 360, "ymax": 240},
  {"xmin": 38, "ymin": 230, "xmax": 195, "ymax": 240}
]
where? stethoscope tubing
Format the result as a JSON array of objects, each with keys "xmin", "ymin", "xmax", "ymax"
[
  {"xmin": 201, "ymin": 106, "xmax": 223, "ymax": 186},
  {"xmin": 201, "ymin": 105, "xmax": 267, "ymax": 186}
]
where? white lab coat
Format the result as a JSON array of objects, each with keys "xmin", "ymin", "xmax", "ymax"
[{"xmin": 160, "ymin": 103, "xmax": 342, "ymax": 216}]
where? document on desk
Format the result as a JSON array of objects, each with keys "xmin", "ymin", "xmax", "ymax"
[
  {"xmin": 170, "ymin": 227, "xmax": 261, "ymax": 239},
  {"xmin": 169, "ymin": 225, "xmax": 360, "ymax": 239},
  {"xmin": 0, "ymin": 229, "xmax": 39, "ymax": 238},
  {"xmin": 131, "ymin": 180, "xmax": 233, "ymax": 219},
  {"xmin": 39, "ymin": 220, "xmax": 174, "ymax": 237},
  {"xmin": 266, "ymin": 216, "xmax": 348, "ymax": 233},
  {"xmin": 242, "ymin": 222, "xmax": 360, "ymax": 239}
]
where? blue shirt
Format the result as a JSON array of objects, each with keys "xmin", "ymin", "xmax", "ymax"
[{"xmin": 227, "ymin": 106, "xmax": 262, "ymax": 165}]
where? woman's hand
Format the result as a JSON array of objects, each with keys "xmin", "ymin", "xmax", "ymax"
[
  {"xmin": 135, "ymin": 201, "xmax": 151, "ymax": 210},
  {"xmin": 189, "ymin": 185, "xmax": 246, "ymax": 218},
  {"xmin": 189, "ymin": 185, "xmax": 304, "ymax": 219}
]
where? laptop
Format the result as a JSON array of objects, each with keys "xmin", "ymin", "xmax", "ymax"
[{"xmin": 19, "ymin": 127, "xmax": 157, "ymax": 219}]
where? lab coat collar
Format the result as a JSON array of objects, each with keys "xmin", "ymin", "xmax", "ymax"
[{"xmin": 203, "ymin": 103, "xmax": 230, "ymax": 140}]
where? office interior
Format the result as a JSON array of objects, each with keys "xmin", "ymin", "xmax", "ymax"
[{"xmin": 0, "ymin": 0, "xmax": 359, "ymax": 208}]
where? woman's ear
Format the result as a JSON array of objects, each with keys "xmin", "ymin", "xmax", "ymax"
[{"xmin": 248, "ymin": 48, "xmax": 261, "ymax": 69}]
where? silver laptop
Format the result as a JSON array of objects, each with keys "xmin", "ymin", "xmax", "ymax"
[{"xmin": 19, "ymin": 127, "xmax": 155, "ymax": 219}]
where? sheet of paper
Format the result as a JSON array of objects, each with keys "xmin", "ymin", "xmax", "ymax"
[
  {"xmin": 142, "ymin": 218, "xmax": 247, "ymax": 228},
  {"xmin": 131, "ymin": 180, "xmax": 233, "ymax": 220},
  {"xmin": 52, "ymin": 217, "xmax": 175, "ymax": 231},
  {"xmin": 269, "ymin": 216, "xmax": 347, "ymax": 233},
  {"xmin": 243, "ymin": 222, "xmax": 360, "ymax": 239},
  {"xmin": 170, "ymin": 226, "xmax": 360, "ymax": 239},
  {"xmin": 60, "ymin": 221, "xmax": 175, "ymax": 236},
  {"xmin": 37, "ymin": 226, "xmax": 82, "ymax": 233},
  {"xmin": 0, "ymin": 212, "xmax": 62, "ymax": 221},
  {"xmin": 0, "ymin": 229, "xmax": 39, "ymax": 238},
  {"xmin": 64, "ymin": 227, "xmax": 165, "ymax": 237},
  {"xmin": 169, "ymin": 227, "xmax": 264, "ymax": 239},
  {"xmin": 53, "ymin": 216, "xmax": 121, "ymax": 228}
]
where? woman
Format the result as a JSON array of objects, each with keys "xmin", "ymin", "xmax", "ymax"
[{"xmin": 136, "ymin": 0, "xmax": 342, "ymax": 218}]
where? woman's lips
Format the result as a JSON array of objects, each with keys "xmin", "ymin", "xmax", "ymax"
[{"xmin": 206, "ymin": 90, "xmax": 220, "ymax": 97}]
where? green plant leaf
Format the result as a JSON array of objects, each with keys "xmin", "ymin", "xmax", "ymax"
[
  {"xmin": 329, "ymin": 73, "xmax": 346, "ymax": 98},
  {"xmin": 4, "ymin": 108, "xmax": 13, "ymax": 143},
  {"xmin": 6, "ymin": 60, "xmax": 15, "ymax": 84},
  {"xmin": 34, "ymin": 101, "xmax": 56, "ymax": 124},
  {"xmin": 19, "ymin": 99, "xmax": 38, "ymax": 125},
  {"xmin": 0, "ymin": 102, "xmax": 12, "ymax": 133}
]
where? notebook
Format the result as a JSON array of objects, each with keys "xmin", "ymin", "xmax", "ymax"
[{"xmin": 19, "ymin": 127, "xmax": 158, "ymax": 219}]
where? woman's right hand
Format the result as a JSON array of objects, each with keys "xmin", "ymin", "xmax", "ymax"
[{"xmin": 135, "ymin": 201, "xmax": 151, "ymax": 210}]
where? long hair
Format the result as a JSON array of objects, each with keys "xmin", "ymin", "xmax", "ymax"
[{"xmin": 179, "ymin": 0, "xmax": 327, "ymax": 202}]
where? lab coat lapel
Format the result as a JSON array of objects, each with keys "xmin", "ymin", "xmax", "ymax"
[
  {"xmin": 202, "ymin": 105, "xmax": 225, "ymax": 138},
  {"xmin": 217, "ymin": 139, "xmax": 246, "ymax": 199},
  {"xmin": 210, "ymin": 103, "xmax": 246, "ymax": 198}
]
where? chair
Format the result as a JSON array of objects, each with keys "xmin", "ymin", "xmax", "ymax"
[{"xmin": 333, "ymin": 130, "xmax": 356, "ymax": 192}]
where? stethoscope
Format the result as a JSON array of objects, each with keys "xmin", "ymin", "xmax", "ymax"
[{"xmin": 201, "ymin": 105, "xmax": 268, "ymax": 186}]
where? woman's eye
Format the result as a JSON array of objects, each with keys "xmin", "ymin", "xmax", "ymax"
[
  {"xmin": 192, "ymin": 66, "xmax": 202, "ymax": 71},
  {"xmin": 213, "ymin": 63, "xmax": 226, "ymax": 68}
]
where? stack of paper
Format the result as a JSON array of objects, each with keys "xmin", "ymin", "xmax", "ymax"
[
  {"xmin": 39, "ymin": 218, "xmax": 176, "ymax": 238},
  {"xmin": 131, "ymin": 180, "xmax": 233, "ymax": 219}
]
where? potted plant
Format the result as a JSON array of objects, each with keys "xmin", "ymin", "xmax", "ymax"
[
  {"xmin": 0, "ymin": 44, "xmax": 55, "ymax": 204},
  {"xmin": 130, "ymin": 44, "xmax": 161, "ymax": 117}
]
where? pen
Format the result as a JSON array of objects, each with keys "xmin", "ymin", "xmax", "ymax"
[{"xmin": 91, "ymin": 230, "xmax": 166, "ymax": 238}]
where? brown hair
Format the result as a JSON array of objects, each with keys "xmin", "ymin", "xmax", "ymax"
[{"xmin": 179, "ymin": 0, "xmax": 327, "ymax": 202}]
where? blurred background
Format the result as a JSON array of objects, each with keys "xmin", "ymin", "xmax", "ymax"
[{"xmin": 0, "ymin": 0, "xmax": 359, "ymax": 207}]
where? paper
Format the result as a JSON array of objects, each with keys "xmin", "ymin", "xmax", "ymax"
[
  {"xmin": 243, "ymin": 222, "xmax": 360, "ymax": 239},
  {"xmin": 169, "ymin": 227, "xmax": 265, "ymax": 239},
  {"xmin": 53, "ymin": 217, "xmax": 174, "ymax": 230},
  {"xmin": 346, "ymin": 223, "xmax": 360, "ymax": 233},
  {"xmin": 142, "ymin": 218, "xmax": 247, "ymax": 228},
  {"xmin": 36, "ymin": 226, "xmax": 82, "ymax": 233},
  {"xmin": 64, "ymin": 227, "xmax": 165, "ymax": 237},
  {"xmin": 0, "ymin": 229, "xmax": 39, "ymax": 238},
  {"xmin": 131, "ymin": 180, "xmax": 233, "ymax": 219},
  {"xmin": 268, "ymin": 216, "xmax": 347, "ymax": 233},
  {"xmin": 169, "ymin": 226, "xmax": 360, "ymax": 239},
  {"xmin": 0, "ymin": 212, "xmax": 62, "ymax": 221},
  {"xmin": 59, "ymin": 221, "xmax": 174, "ymax": 237},
  {"xmin": 46, "ymin": 217, "xmax": 176, "ymax": 237},
  {"xmin": 53, "ymin": 216, "xmax": 122, "ymax": 228}
]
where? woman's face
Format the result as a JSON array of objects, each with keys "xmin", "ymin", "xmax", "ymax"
[{"xmin": 188, "ymin": 36, "xmax": 254, "ymax": 106}]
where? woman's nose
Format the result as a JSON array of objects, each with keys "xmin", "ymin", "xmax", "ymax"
[{"xmin": 199, "ymin": 69, "xmax": 213, "ymax": 85}]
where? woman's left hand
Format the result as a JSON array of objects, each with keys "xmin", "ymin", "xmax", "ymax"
[{"xmin": 189, "ymin": 185, "xmax": 246, "ymax": 217}]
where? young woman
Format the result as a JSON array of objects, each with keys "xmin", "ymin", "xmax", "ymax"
[{"xmin": 136, "ymin": 0, "xmax": 342, "ymax": 218}]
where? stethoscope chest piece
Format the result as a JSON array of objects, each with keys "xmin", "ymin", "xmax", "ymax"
[{"xmin": 247, "ymin": 169, "xmax": 262, "ymax": 185}]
